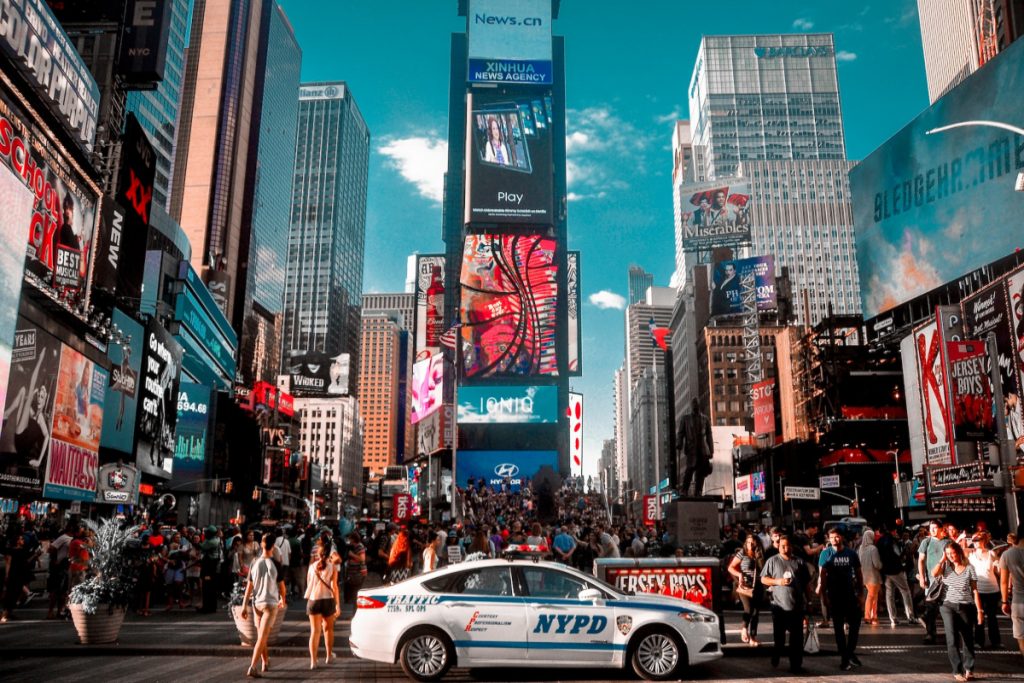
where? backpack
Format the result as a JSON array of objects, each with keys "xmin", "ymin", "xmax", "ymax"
[{"xmin": 288, "ymin": 537, "xmax": 301, "ymax": 566}]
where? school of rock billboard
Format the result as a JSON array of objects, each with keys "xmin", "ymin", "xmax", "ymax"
[
  {"xmin": 414, "ymin": 254, "xmax": 446, "ymax": 362},
  {"xmin": 135, "ymin": 319, "xmax": 183, "ymax": 478},
  {"xmin": 0, "ymin": 318, "xmax": 61, "ymax": 493},
  {"xmin": 851, "ymin": 38, "xmax": 1024, "ymax": 319},
  {"xmin": 0, "ymin": 161, "xmax": 35, "ymax": 415},
  {"xmin": 679, "ymin": 178, "xmax": 752, "ymax": 252},
  {"xmin": 44, "ymin": 345, "xmax": 107, "ymax": 501},
  {"xmin": 464, "ymin": 87, "xmax": 554, "ymax": 226},
  {"xmin": 460, "ymin": 234, "xmax": 558, "ymax": 377},
  {"xmin": 0, "ymin": 87, "xmax": 100, "ymax": 315}
]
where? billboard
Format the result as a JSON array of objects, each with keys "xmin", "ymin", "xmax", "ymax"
[
  {"xmin": 0, "ymin": 319, "xmax": 61, "ymax": 493},
  {"xmin": 466, "ymin": 0, "xmax": 552, "ymax": 85},
  {"xmin": 410, "ymin": 353, "xmax": 443, "ymax": 425},
  {"xmin": 172, "ymin": 382, "xmax": 211, "ymax": 487},
  {"xmin": 642, "ymin": 495, "xmax": 658, "ymax": 525},
  {"xmin": 751, "ymin": 379, "xmax": 775, "ymax": 436},
  {"xmin": 962, "ymin": 280, "xmax": 1020, "ymax": 443},
  {"xmin": 0, "ymin": 88, "xmax": 101, "ymax": 315},
  {"xmin": 415, "ymin": 407, "xmax": 441, "ymax": 456},
  {"xmin": 913, "ymin": 319, "xmax": 953, "ymax": 465},
  {"xmin": 0, "ymin": 0, "xmax": 99, "ymax": 151},
  {"xmin": 175, "ymin": 262, "xmax": 237, "ymax": 389},
  {"xmin": 460, "ymin": 234, "xmax": 558, "ymax": 377},
  {"xmin": 414, "ymin": 254, "xmax": 445, "ymax": 362},
  {"xmin": 567, "ymin": 251, "xmax": 581, "ymax": 375},
  {"xmin": 100, "ymin": 309, "xmax": 144, "ymax": 455},
  {"xmin": 95, "ymin": 462, "xmax": 140, "ymax": 505},
  {"xmin": 458, "ymin": 385, "xmax": 558, "ymax": 424},
  {"xmin": 568, "ymin": 392, "xmax": 583, "ymax": 477},
  {"xmin": 1007, "ymin": 267, "xmax": 1024, "ymax": 456},
  {"xmin": 0, "ymin": 162, "xmax": 35, "ymax": 415},
  {"xmin": 680, "ymin": 179, "xmax": 751, "ymax": 252},
  {"xmin": 135, "ymin": 319, "xmax": 183, "ymax": 478},
  {"xmin": 710, "ymin": 256, "xmax": 776, "ymax": 317},
  {"xmin": 851, "ymin": 38, "xmax": 1024, "ymax": 319},
  {"xmin": 457, "ymin": 450, "xmax": 558, "ymax": 491},
  {"xmin": 283, "ymin": 350, "xmax": 349, "ymax": 397},
  {"xmin": 43, "ymin": 345, "xmax": 106, "ymax": 501},
  {"xmin": 117, "ymin": 0, "xmax": 173, "ymax": 86},
  {"xmin": 464, "ymin": 87, "xmax": 554, "ymax": 225},
  {"xmin": 946, "ymin": 340, "xmax": 996, "ymax": 441}
]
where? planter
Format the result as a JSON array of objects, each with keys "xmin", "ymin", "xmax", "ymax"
[
  {"xmin": 230, "ymin": 604, "xmax": 286, "ymax": 646},
  {"xmin": 69, "ymin": 603, "xmax": 127, "ymax": 645}
]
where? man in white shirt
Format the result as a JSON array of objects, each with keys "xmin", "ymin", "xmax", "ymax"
[
  {"xmin": 272, "ymin": 529, "xmax": 291, "ymax": 593},
  {"xmin": 47, "ymin": 524, "xmax": 75, "ymax": 619}
]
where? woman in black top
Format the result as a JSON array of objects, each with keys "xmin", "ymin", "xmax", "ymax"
[{"xmin": 728, "ymin": 534, "xmax": 766, "ymax": 646}]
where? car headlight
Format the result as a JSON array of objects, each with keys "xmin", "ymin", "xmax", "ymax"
[{"xmin": 681, "ymin": 612, "xmax": 717, "ymax": 624}]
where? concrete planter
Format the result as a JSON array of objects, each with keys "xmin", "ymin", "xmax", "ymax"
[
  {"xmin": 230, "ymin": 604, "xmax": 286, "ymax": 646},
  {"xmin": 70, "ymin": 603, "xmax": 127, "ymax": 645}
]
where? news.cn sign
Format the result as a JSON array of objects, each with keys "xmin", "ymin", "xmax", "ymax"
[
  {"xmin": 751, "ymin": 379, "xmax": 775, "ymax": 436},
  {"xmin": 642, "ymin": 495, "xmax": 658, "ymax": 525},
  {"xmin": 467, "ymin": 0, "xmax": 552, "ymax": 85},
  {"xmin": 392, "ymin": 493, "xmax": 413, "ymax": 523}
]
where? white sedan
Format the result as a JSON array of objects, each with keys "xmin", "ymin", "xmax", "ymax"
[{"xmin": 350, "ymin": 557, "xmax": 722, "ymax": 681}]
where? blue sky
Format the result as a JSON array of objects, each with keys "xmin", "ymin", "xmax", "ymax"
[{"xmin": 279, "ymin": 0, "xmax": 930, "ymax": 479}]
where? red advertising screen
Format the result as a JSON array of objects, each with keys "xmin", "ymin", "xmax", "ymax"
[
  {"xmin": 752, "ymin": 379, "xmax": 775, "ymax": 436},
  {"xmin": 946, "ymin": 340, "xmax": 995, "ymax": 441},
  {"xmin": 604, "ymin": 566, "xmax": 714, "ymax": 612},
  {"xmin": 642, "ymin": 495, "xmax": 657, "ymax": 525}
]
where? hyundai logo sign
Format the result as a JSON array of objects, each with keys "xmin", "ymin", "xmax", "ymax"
[{"xmin": 494, "ymin": 463, "xmax": 520, "ymax": 478}]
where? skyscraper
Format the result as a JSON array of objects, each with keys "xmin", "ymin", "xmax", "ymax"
[
  {"xmin": 282, "ymin": 83, "xmax": 369, "ymax": 372},
  {"xmin": 684, "ymin": 33, "xmax": 859, "ymax": 326},
  {"xmin": 237, "ymin": 4, "xmax": 302, "ymax": 386},
  {"xmin": 362, "ymin": 292, "xmax": 416, "ymax": 464},
  {"xmin": 358, "ymin": 313, "xmax": 401, "ymax": 476},
  {"xmin": 125, "ymin": 0, "xmax": 193, "ymax": 211},
  {"xmin": 627, "ymin": 265, "xmax": 655, "ymax": 306},
  {"xmin": 670, "ymin": 121, "xmax": 695, "ymax": 290},
  {"xmin": 917, "ymin": 0, "xmax": 1024, "ymax": 103}
]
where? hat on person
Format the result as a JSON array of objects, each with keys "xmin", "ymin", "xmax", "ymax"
[{"xmin": 206, "ymin": 525, "xmax": 217, "ymax": 534}]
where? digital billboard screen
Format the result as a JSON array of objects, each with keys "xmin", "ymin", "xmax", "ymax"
[
  {"xmin": 457, "ymin": 450, "xmax": 558, "ymax": 492},
  {"xmin": 283, "ymin": 350, "xmax": 349, "ymax": 397},
  {"xmin": 0, "ymin": 319, "xmax": 60, "ymax": 493},
  {"xmin": 680, "ymin": 178, "xmax": 751, "ymax": 252},
  {"xmin": 465, "ymin": 87, "xmax": 554, "ymax": 225},
  {"xmin": 414, "ymin": 254, "xmax": 446, "ymax": 363},
  {"xmin": 851, "ymin": 38, "xmax": 1024, "ymax": 319},
  {"xmin": 100, "ymin": 308, "xmax": 144, "ymax": 455},
  {"xmin": 568, "ymin": 392, "xmax": 583, "ymax": 477},
  {"xmin": 461, "ymin": 234, "xmax": 557, "ymax": 377},
  {"xmin": 710, "ymin": 256, "xmax": 776, "ymax": 317},
  {"xmin": 458, "ymin": 385, "xmax": 558, "ymax": 424},
  {"xmin": 0, "ymin": 161, "xmax": 34, "ymax": 416},
  {"xmin": 410, "ymin": 354, "xmax": 443, "ymax": 425},
  {"xmin": 172, "ymin": 381, "xmax": 211, "ymax": 487},
  {"xmin": 466, "ymin": 0, "xmax": 552, "ymax": 85},
  {"xmin": 135, "ymin": 319, "xmax": 183, "ymax": 478},
  {"xmin": 962, "ymin": 281, "xmax": 1020, "ymax": 439}
]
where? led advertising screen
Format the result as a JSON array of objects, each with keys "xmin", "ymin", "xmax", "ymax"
[
  {"xmin": 457, "ymin": 450, "xmax": 558, "ymax": 491},
  {"xmin": 0, "ymin": 88, "xmax": 101, "ymax": 316},
  {"xmin": 851, "ymin": 38, "xmax": 1024, "ymax": 319},
  {"xmin": 710, "ymin": 256, "xmax": 776, "ymax": 317},
  {"xmin": 414, "ymin": 254, "xmax": 446, "ymax": 362},
  {"xmin": 172, "ymin": 381, "xmax": 211, "ymax": 487},
  {"xmin": 680, "ymin": 178, "xmax": 752, "ymax": 252},
  {"xmin": 466, "ymin": 0, "xmax": 552, "ymax": 85},
  {"xmin": 465, "ymin": 88, "xmax": 554, "ymax": 225},
  {"xmin": 946, "ymin": 340, "xmax": 996, "ymax": 441},
  {"xmin": 962, "ymin": 281, "xmax": 1020, "ymax": 445},
  {"xmin": 752, "ymin": 379, "xmax": 775, "ymax": 436},
  {"xmin": 461, "ymin": 234, "xmax": 558, "ymax": 377},
  {"xmin": 135, "ymin": 319, "xmax": 183, "ymax": 478},
  {"xmin": 411, "ymin": 353, "xmax": 444, "ymax": 425},
  {"xmin": 0, "ymin": 319, "xmax": 61, "ymax": 493},
  {"xmin": 283, "ymin": 350, "xmax": 349, "ymax": 397},
  {"xmin": 44, "ymin": 345, "xmax": 106, "ymax": 501},
  {"xmin": 1007, "ymin": 267, "xmax": 1024, "ymax": 455},
  {"xmin": 568, "ymin": 392, "xmax": 583, "ymax": 477},
  {"xmin": 100, "ymin": 309, "xmax": 144, "ymax": 455},
  {"xmin": 458, "ymin": 385, "xmax": 558, "ymax": 424},
  {"xmin": 0, "ymin": 162, "xmax": 35, "ymax": 416},
  {"xmin": 567, "ymin": 251, "xmax": 581, "ymax": 375}
]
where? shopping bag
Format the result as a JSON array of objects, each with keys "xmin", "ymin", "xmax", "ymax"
[{"xmin": 803, "ymin": 619, "xmax": 820, "ymax": 654}]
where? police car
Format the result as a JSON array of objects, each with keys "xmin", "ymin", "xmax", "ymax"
[{"xmin": 350, "ymin": 552, "xmax": 722, "ymax": 681}]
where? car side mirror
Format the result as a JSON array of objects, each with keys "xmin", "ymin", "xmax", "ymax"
[{"xmin": 578, "ymin": 588, "xmax": 603, "ymax": 603}]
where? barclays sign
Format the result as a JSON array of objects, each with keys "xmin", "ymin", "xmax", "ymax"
[{"xmin": 754, "ymin": 46, "xmax": 834, "ymax": 59}]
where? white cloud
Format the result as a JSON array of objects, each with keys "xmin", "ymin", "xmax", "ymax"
[
  {"xmin": 565, "ymin": 106, "xmax": 654, "ymax": 201},
  {"xmin": 655, "ymin": 109, "xmax": 682, "ymax": 125},
  {"xmin": 792, "ymin": 18, "xmax": 814, "ymax": 30},
  {"xmin": 836, "ymin": 50, "xmax": 858, "ymax": 62},
  {"xmin": 377, "ymin": 135, "xmax": 448, "ymax": 203},
  {"xmin": 588, "ymin": 290, "xmax": 626, "ymax": 311}
]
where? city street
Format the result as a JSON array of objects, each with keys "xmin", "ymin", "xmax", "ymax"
[{"xmin": 1, "ymin": 602, "xmax": 1022, "ymax": 682}]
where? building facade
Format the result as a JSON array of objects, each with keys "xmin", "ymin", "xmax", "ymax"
[
  {"xmin": 358, "ymin": 314, "xmax": 402, "ymax": 476},
  {"xmin": 628, "ymin": 266, "xmax": 655, "ymax": 306},
  {"xmin": 283, "ymin": 83, "xmax": 369, "ymax": 373},
  {"xmin": 295, "ymin": 396, "xmax": 363, "ymax": 506},
  {"xmin": 362, "ymin": 293, "xmax": 416, "ymax": 464},
  {"xmin": 670, "ymin": 121, "xmax": 695, "ymax": 290},
  {"xmin": 612, "ymin": 365, "xmax": 629, "ymax": 503},
  {"xmin": 624, "ymin": 287, "xmax": 675, "ymax": 390}
]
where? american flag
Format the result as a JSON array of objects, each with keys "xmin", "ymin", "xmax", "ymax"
[{"xmin": 439, "ymin": 324, "xmax": 460, "ymax": 350}]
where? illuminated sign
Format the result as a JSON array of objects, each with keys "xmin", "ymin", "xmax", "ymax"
[
  {"xmin": 458, "ymin": 385, "xmax": 557, "ymax": 424},
  {"xmin": 467, "ymin": 0, "xmax": 552, "ymax": 85}
]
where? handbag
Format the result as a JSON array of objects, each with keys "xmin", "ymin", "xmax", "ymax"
[
  {"xmin": 803, "ymin": 620, "xmax": 820, "ymax": 654},
  {"xmin": 924, "ymin": 576, "xmax": 945, "ymax": 603}
]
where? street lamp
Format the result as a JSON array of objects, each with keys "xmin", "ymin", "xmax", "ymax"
[{"xmin": 926, "ymin": 120, "xmax": 1024, "ymax": 194}]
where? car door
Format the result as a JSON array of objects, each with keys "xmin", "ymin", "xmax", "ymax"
[
  {"xmin": 519, "ymin": 565, "xmax": 616, "ymax": 664},
  {"xmin": 435, "ymin": 565, "xmax": 528, "ymax": 664}
]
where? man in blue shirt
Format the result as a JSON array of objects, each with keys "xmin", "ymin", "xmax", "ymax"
[
  {"xmin": 552, "ymin": 525, "xmax": 577, "ymax": 565},
  {"xmin": 821, "ymin": 528, "xmax": 864, "ymax": 671}
]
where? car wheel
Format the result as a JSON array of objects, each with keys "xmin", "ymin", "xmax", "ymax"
[
  {"xmin": 630, "ymin": 628, "xmax": 686, "ymax": 681},
  {"xmin": 399, "ymin": 628, "xmax": 454, "ymax": 682}
]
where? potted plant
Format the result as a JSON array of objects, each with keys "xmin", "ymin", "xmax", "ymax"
[
  {"xmin": 68, "ymin": 518, "xmax": 141, "ymax": 644},
  {"xmin": 227, "ymin": 577, "xmax": 286, "ymax": 646}
]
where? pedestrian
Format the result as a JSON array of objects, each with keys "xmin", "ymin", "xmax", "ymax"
[
  {"xmin": 342, "ymin": 531, "xmax": 367, "ymax": 608},
  {"xmin": 728, "ymin": 533, "xmax": 765, "ymax": 647},
  {"xmin": 287, "ymin": 528, "xmax": 304, "ymax": 599},
  {"xmin": 760, "ymin": 535, "xmax": 812, "ymax": 674},
  {"xmin": 820, "ymin": 527, "xmax": 864, "ymax": 671},
  {"xmin": 386, "ymin": 527, "xmax": 413, "ymax": 583},
  {"xmin": 46, "ymin": 524, "xmax": 74, "ymax": 619},
  {"xmin": 998, "ymin": 522, "xmax": 1024, "ymax": 660},
  {"xmin": 859, "ymin": 529, "xmax": 882, "ymax": 625},
  {"xmin": 198, "ymin": 525, "xmax": 223, "ymax": 614},
  {"xmin": 878, "ymin": 524, "xmax": 915, "ymax": 627},
  {"xmin": 933, "ymin": 541, "xmax": 983, "ymax": 681},
  {"xmin": 186, "ymin": 533, "xmax": 202, "ymax": 607},
  {"xmin": 1, "ymin": 533, "xmax": 33, "ymax": 623},
  {"xmin": 968, "ymin": 531, "xmax": 1001, "ymax": 648},
  {"xmin": 552, "ymin": 525, "xmax": 576, "ymax": 565},
  {"xmin": 918, "ymin": 520, "xmax": 951, "ymax": 644},
  {"xmin": 422, "ymin": 531, "xmax": 444, "ymax": 573},
  {"xmin": 240, "ymin": 533, "xmax": 286, "ymax": 678},
  {"xmin": 272, "ymin": 528, "xmax": 291, "ymax": 594},
  {"xmin": 305, "ymin": 533, "xmax": 341, "ymax": 669},
  {"xmin": 240, "ymin": 530, "xmax": 259, "ymax": 571}
]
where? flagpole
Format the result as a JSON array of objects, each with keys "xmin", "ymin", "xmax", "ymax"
[{"xmin": 450, "ymin": 326, "xmax": 461, "ymax": 523}]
